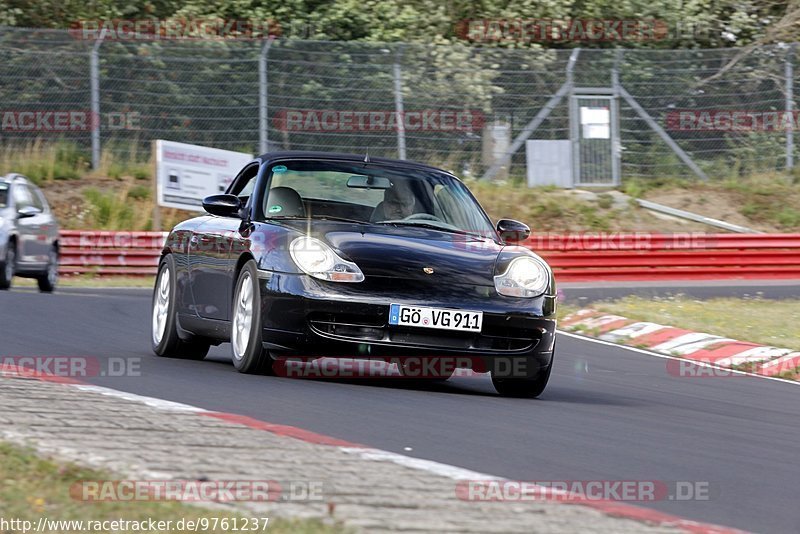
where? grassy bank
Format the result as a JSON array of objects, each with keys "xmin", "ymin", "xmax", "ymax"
[{"xmin": 0, "ymin": 442, "xmax": 345, "ymax": 534}]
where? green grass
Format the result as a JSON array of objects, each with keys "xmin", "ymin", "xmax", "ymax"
[
  {"xmin": 630, "ymin": 172, "xmax": 800, "ymax": 231},
  {"xmin": 0, "ymin": 142, "xmax": 86, "ymax": 183},
  {"xmin": 83, "ymin": 187, "xmax": 139, "ymax": 230},
  {"xmin": 466, "ymin": 180, "xmax": 624, "ymax": 231},
  {"xmin": 0, "ymin": 442, "xmax": 347, "ymax": 534},
  {"xmin": 0, "ymin": 142, "xmax": 151, "ymax": 185},
  {"xmin": 591, "ymin": 295, "xmax": 800, "ymax": 351}
]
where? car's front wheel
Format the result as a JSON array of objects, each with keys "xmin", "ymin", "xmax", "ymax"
[
  {"xmin": 0, "ymin": 241, "xmax": 15, "ymax": 290},
  {"xmin": 151, "ymin": 255, "xmax": 210, "ymax": 360},
  {"xmin": 491, "ymin": 355, "xmax": 553, "ymax": 398},
  {"xmin": 231, "ymin": 259, "xmax": 274, "ymax": 375},
  {"xmin": 36, "ymin": 246, "xmax": 58, "ymax": 293}
]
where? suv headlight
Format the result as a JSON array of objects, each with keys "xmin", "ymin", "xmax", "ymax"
[
  {"xmin": 494, "ymin": 256, "xmax": 550, "ymax": 298},
  {"xmin": 289, "ymin": 236, "xmax": 364, "ymax": 283}
]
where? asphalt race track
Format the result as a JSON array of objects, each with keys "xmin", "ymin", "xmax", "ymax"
[{"xmin": 2, "ymin": 287, "xmax": 799, "ymax": 533}]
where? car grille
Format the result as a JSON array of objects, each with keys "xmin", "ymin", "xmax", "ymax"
[{"xmin": 307, "ymin": 312, "xmax": 541, "ymax": 352}]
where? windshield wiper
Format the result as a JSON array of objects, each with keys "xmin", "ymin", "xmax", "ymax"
[
  {"xmin": 376, "ymin": 220, "xmax": 486, "ymax": 239},
  {"xmin": 270, "ymin": 215, "xmax": 368, "ymax": 224}
]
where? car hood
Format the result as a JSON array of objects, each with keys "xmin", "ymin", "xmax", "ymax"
[{"xmin": 279, "ymin": 221, "xmax": 503, "ymax": 286}]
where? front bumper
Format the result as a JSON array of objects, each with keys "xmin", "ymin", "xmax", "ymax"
[{"xmin": 258, "ymin": 271, "xmax": 557, "ymax": 372}]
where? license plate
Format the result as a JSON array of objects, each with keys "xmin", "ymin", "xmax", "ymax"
[{"xmin": 388, "ymin": 304, "xmax": 482, "ymax": 332}]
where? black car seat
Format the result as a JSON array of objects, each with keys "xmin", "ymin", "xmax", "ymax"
[{"xmin": 265, "ymin": 186, "xmax": 305, "ymax": 217}]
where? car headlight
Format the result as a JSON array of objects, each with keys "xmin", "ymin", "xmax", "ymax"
[
  {"xmin": 289, "ymin": 236, "xmax": 364, "ymax": 283},
  {"xmin": 494, "ymin": 256, "xmax": 550, "ymax": 298}
]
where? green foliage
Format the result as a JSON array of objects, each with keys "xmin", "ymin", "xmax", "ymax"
[
  {"xmin": 2, "ymin": 0, "xmax": 796, "ymax": 49},
  {"xmin": 0, "ymin": 142, "xmax": 86, "ymax": 184},
  {"xmin": 133, "ymin": 167, "xmax": 151, "ymax": 180},
  {"xmin": 596, "ymin": 193, "xmax": 614, "ymax": 209},
  {"xmin": 776, "ymin": 207, "xmax": 800, "ymax": 227},
  {"xmin": 127, "ymin": 184, "xmax": 151, "ymax": 200},
  {"xmin": 83, "ymin": 187, "xmax": 136, "ymax": 229}
]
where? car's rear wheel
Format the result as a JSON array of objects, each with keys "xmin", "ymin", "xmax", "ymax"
[
  {"xmin": 151, "ymin": 255, "xmax": 210, "ymax": 360},
  {"xmin": 36, "ymin": 246, "xmax": 58, "ymax": 293},
  {"xmin": 231, "ymin": 259, "xmax": 274, "ymax": 375},
  {"xmin": 491, "ymin": 355, "xmax": 553, "ymax": 398},
  {"xmin": 0, "ymin": 241, "xmax": 15, "ymax": 290}
]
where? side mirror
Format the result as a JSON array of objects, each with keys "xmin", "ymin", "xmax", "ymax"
[
  {"xmin": 17, "ymin": 205, "xmax": 41, "ymax": 219},
  {"xmin": 496, "ymin": 219, "xmax": 530, "ymax": 243},
  {"xmin": 202, "ymin": 194, "xmax": 243, "ymax": 218}
]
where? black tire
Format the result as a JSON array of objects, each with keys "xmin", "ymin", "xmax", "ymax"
[
  {"xmin": 491, "ymin": 355, "xmax": 553, "ymax": 398},
  {"xmin": 230, "ymin": 259, "xmax": 274, "ymax": 375},
  {"xmin": 36, "ymin": 246, "xmax": 58, "ymax": 293},
  {"xmin": 151, "ymin": 254, "xmax": 210, "ymax": 360},
  {"xmin": 0, "ymin": 241, "xmax": 15, "ymax": 290}
]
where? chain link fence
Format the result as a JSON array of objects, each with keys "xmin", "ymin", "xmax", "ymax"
[{"xmin": 0, "ymin": 26, "xmax": 797, "ymax": 183}]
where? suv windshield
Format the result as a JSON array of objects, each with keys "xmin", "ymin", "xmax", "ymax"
[
  {"xmin": 0, "ymin": 182, "xmax": 8, "ymax": 208},
  {"xmin": 263, "ymin": 160, "xmax": 495, "ymax": 237}
]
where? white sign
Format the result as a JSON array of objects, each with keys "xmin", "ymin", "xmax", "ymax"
[
  {"xmin": 155, "ymin": 140, "xmax": 253, "ymax": 211},
  {"xmin": 580, "ymin": 107, "xmax": 611, "ymax": 139}
]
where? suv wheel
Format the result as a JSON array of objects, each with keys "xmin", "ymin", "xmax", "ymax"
[
  {"xmin": 37, "ymin": 246, "xmax": 58, "ymax": 293},
  {"xmin": 0, "ymin": 241, "xmax": 15, "ymax": 290}
]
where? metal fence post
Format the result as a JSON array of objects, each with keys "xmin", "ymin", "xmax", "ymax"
[
  {"xmin": 786, "ymin": 44, "xmax": 795, "ymax": 171},
  {"xmin": 90, "ymin": 35, "xmax": 104, "ymax": 170},
  {"xmin": 610, "ymin": 50, "xmax": 623, "ymax": 186},
  {"xmin": 393, "ymin": 46, "xmax": 407, "ymax": 160},
  {"xmin": 259, "ymin": 37, "xmax": 275, "ymax": 155}
]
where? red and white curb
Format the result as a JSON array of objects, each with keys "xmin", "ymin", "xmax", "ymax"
[
  {"xmin": 0, "ymin": 364, "xmax": 744, "ymax": 534},
  {"xmin": 562, "ymin": 309, "xmax": 800, "ymax": 379}
]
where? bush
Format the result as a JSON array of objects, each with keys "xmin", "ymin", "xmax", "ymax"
[{"xmin": 83, "ymin": 187, "xmax": 135, "ymax": 229}]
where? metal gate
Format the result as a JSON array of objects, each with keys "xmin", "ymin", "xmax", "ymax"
[{"xmin": 570, "ymin": 95, "xmax": 620, "ymax": 186}]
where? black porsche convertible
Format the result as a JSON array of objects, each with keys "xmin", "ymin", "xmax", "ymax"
[{"xmin": 151, "ymin": 152, "xmax": 557, "ymax": 397}]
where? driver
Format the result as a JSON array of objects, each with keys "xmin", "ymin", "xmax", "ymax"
[{"xmin": 372, "ymin": 181, "xmax": 416, "ymax": 221}]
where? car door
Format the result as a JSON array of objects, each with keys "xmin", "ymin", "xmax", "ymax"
[
  {"xmin": 189, "ymin": 162, "xmax": 260, "ymax": 321},
  {"xmin": 25, "ymin": 184, "xmax": 53, "ymax": 263},
  {"xmin": 31, "ymin": 185, "xmax": 59, "ymax": 254},
  {"xmin": 11, "ymin": 183, "xmax": 42, "ymax": 267}
]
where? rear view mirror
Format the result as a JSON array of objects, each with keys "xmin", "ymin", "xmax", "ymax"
[
  {"xmin": 346, "ymin": 175, "xmax": 391, "ymax": 189},
  {"xmin": 202, "ymin": 194, "xmax": 243, "ymax": 218},
  {"xmin": 17, "ymin": 205, "xmax": 41, "ymax": 219},
  {"xmin": 496, "ymin": 219, "xmax": 530, "ymax": 243}
]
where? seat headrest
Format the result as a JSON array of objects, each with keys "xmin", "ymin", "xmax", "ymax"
[{"xmin": 265, "ymin": 186, "xmax": 305, "ymax": 217}]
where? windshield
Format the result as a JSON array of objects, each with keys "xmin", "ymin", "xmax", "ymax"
[
  {"xmin": 263, "ymin": 160, "xmax": 495, "ymax": 237},
  {"xmin": 0, "ymin": 183, "xmax": 7, "ymax": 208}
]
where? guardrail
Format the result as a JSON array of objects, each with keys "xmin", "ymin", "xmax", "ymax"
[
  {"xmin": 59, "ymin": 231, "xmax": 800, "ymax": 282},
  {"xmin": 59, "ymin": 231, "xmax": 166, "ymax": 277}
]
